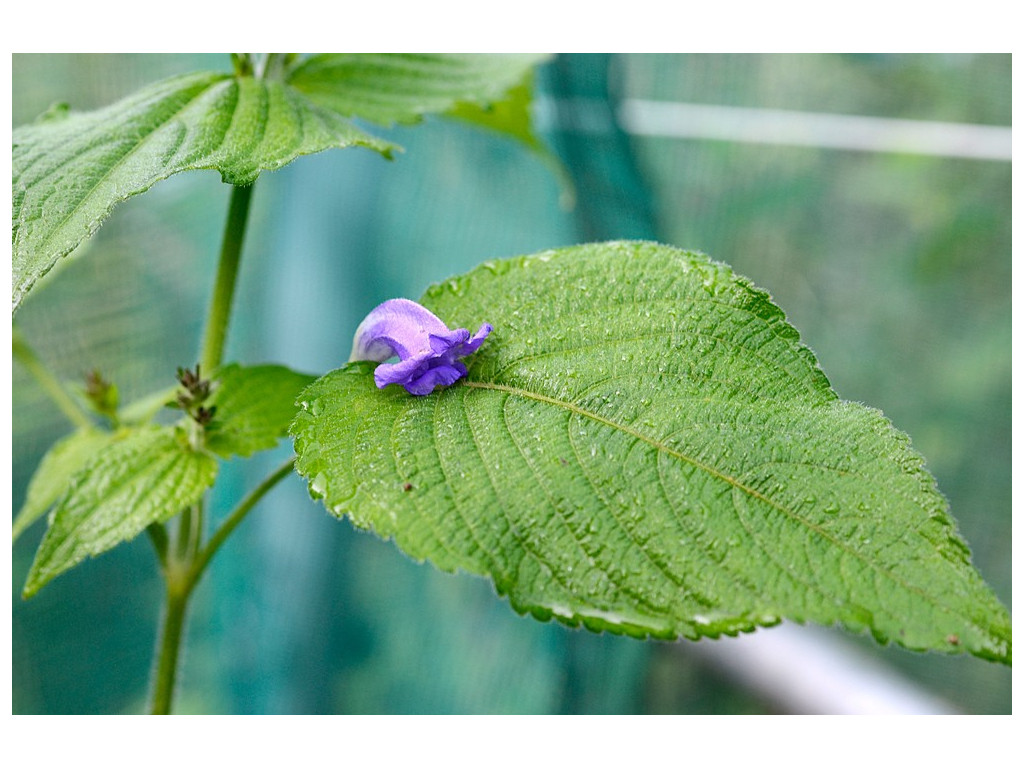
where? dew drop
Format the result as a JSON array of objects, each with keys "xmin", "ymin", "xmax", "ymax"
[{"xmin": 311, "ymin": 472, "xmax": 328, "ymax": 498}]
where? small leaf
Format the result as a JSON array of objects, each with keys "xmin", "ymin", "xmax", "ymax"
[
  {"xmin": 12, "ymin": 428, "xmax": 115, "ymax": 542},
  {"xmin": 448, "ymin": 71, "xmax": 574, "ymax": 206},
  {"xmin": 205, "ymin": 363, "xmax": 316, "ymax": 459},
  {"xmin": 449, "ymin": 76, "xmax": 545, "ymax": 151},
  {"xmin": 22, "ymin": 425, "xmax": 218, "ymax": 597},
  {"xmin": 291, "ymin": 241, "xmax": 1011, "ymax": 664},
  {"xmin": 287, "ymin": 53, "xmax": 551, "ymax": 127}
]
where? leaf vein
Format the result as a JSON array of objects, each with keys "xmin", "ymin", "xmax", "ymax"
[{"xmin": 464, "ymin": 380, "xmax": 990, "ymax": 635}]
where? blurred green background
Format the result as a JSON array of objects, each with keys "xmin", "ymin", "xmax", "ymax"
[{"xmin": 11, "ymin": 53, "xmax": 1010, "ymax": 714}]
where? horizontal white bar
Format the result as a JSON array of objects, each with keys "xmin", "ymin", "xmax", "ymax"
[
  {"xmin": 685, "ymin": 622, "xmax": 960, "ymax": 714},
  {"xmin": 619, "ymin": 99, "xmax": 1012, "ymax": 161},
  {"xmin": 534, "ymin": 97, "xmax": 1012, "ymax": 161}
]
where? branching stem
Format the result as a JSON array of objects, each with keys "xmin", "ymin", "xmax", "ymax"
[
  {"xmin": 191, "ymin": 458, "xmax": 295, "ymax": 585},
  {"xmin": 147, "ymin": 459, "xmax": 293, "ymax": 714}
]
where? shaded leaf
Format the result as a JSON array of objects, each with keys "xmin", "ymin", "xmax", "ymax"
[
  {"xmin": 449, "ymin": 71, "xmax": 573, "ymax": 206},
  {"xmin": 287, "ymin": 53, "xmax": 550, "ymax": 127},
  {"xmin": 291, "ymin": 241, "xmax": 1011, "ymax": 664},
  {"xmin": 449, "ymin": 76, "xmax": 545, "ymax": 151},
  {"xmin": 22, "ymin": 425, "xmax": 218, "ymax": 597},
  {"xmin": 12, "ymin": 428, "xmax": 115, "ymax": 542},
  {"xmin": 205, "ymin": 363, "xmax": 316, "ymax": 458}
]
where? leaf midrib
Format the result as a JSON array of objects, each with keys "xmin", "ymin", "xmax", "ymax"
[{"xmin": 461, "ymin": 379, "xmax": 990, "ymax": 637}]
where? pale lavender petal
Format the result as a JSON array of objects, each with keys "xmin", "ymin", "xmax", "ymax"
[
  {"xmin": 350, "ymin": 298, "xmax": 452, "ymax": 362},
  {"xmin": 351, "ymin": 298, "xmax": 492, "ymax": 396}
]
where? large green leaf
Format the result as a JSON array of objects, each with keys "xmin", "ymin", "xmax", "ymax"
[
  {"xmin": 205, "ymin": 363, "xmax": 316, "ymax": 458},
  {"xmin": 12, "ymin": 70, "xmax": 388, "ymax": 313},
  {"xmin": 12, "ymin": 54, "xmax": 549, "ymax": 314},
  {"xmin": 291, "ymin": 241, "xmax": 1011, "ymax": 664},
  {"xmin": 22, "ymin": 425, "xmax": 218, "ymax": 597}
]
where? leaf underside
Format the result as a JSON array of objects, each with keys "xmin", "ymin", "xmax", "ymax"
[
  {"xmin": 291, "ymin": 241, "xmax": 1011, "ymax": 664},
  {"xmin": 12, "ymin": 53, "xmax": 548, "ymax": 314}
]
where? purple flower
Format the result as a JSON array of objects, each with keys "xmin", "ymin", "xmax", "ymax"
[{"xmin": 349, "ymin": 298, "xmax": 493, "ymax": 396}]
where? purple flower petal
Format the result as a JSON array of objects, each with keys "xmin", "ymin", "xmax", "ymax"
[
  {"xmin": 349, "ymin": 298, "xmax": 453, "ymax": 362},
  {"xmin": 350, "ymin": 298, "xmax": 492, "ymax": 396}
]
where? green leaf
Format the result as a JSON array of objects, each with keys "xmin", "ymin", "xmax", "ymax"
[
  {"xmin": 22, "ymin": 425, "xmax": 218, "ymax": 597},
  {"xmin": 449, "ymin": 76, "xmax": 545, "ymax": 150},
  {"xmin": 119, "ymin": 385, "xmax": 180, "ymax": 424},
  {"xmin": 287, "ymin": 53, "xmax": 551, "ymax": 127},
  {"xmin": 12, "ymin": 428, "xmax": 116, "ymax": 542},
  {"xmin": 448, "ymin": 71, "xmax": 574, "ymax": 206},
  {"xmin": 291, "ymin": 241, "xmax": 1011, "ymax": 664},
  {"xmin": 12, "ymin": 69, "xmax": 392, "ymax": 313},
  {"xmin": 205, "ymin": 363, "xmax": 316, "ymax": 459},
  {"xmin": 13, "ymin": 54, "xmax": 551, "ymax": 315}
]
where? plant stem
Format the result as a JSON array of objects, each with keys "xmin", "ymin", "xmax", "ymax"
[
  {"xmin": 191, "ymin": 458, "xmax": 294, "ymax": 585},
  {"xmin": 12, "ymin": 329, "xmax": 93, "ymax": 430},
  {"xmin": 146, "ymin": 460, "xmax": 293, "ymax": 714},
  {"xmin": 199, "ymin": 183, "xmax": 255, "ymax": 374},
  {"xmin": 146, "ymin": 523, "xmax": 170, "ymax": 573},
  {"xmin": 148, "ymin": 180, "xmax": 257, "ymax": 715},
  {"xmin": 150, "ymin": 579, "xmax": 189, "ymax": 715}
]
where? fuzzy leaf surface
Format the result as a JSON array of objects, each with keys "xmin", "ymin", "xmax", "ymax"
[
  {"xmin": 12, "ymin": 428, "xmax": 115, "ymax": 542},
  {"xmin": 22, "ymin": 425, "xmax": 218, "ymax": 597},
  {"xmin": 205, "ymin": 363, "xmax": 317, "ymax": 459},
  {"xmin": 291, "ymin": 241, "xmax": 1011, "ymax": 664},
  {"xmin": 12, "ymin": 69, "xmax": 391, "ymax": 313},
  {"xmin": 13, "ymin": 55, "xmax": 550, "ymax": 314}
]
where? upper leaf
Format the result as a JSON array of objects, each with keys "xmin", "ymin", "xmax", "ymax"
[
  {"xmin": 205, "ymin": 363, "xmax": 316, "ymax": 458},
  {"xmin": 22, "ymin": 424, "xmax": 218, "ymax": 597},
  {"xmin": 12, "ymin": 54, "xmax": 551, "ymax": 314},
  {"xmin": 291, "ymin": 241, "xmax": 1011, "ymax": 664},
  {"xmin": 12, "ymin": 69, "xmax": 391, "ymax": 313},
  {"xmin": 287, "ymin": 53, "xmax": 551, "ymax": 126}
]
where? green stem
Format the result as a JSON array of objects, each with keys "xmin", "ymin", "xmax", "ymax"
[
  {"xmin": 175, "ymin": 506, "xmax": 194, "ymax": 561},
  {"xmin": 199, "ymin": 183, "xmax": 255, "ymax": 374},
  {"xmin": 146, "ymin": 460, "xmax": 293, "ymax": 714},
  {"xmin": 150, "ymin": 580, "xmax": 189, "ymax": 715},
  {"xmin": 190, "ymin": 458, "xmax": 294, "ymax": 585},
  {"xmin": 148, "ymin": 180, "xmax": 257, "ymax": 715},
  {"xmin": 146, "ymin": 523, "xmax": 170, "ymax": 573},
  {"xmin": 12, "ymin": 329, "xmax": 93, "ymax": 430}
]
